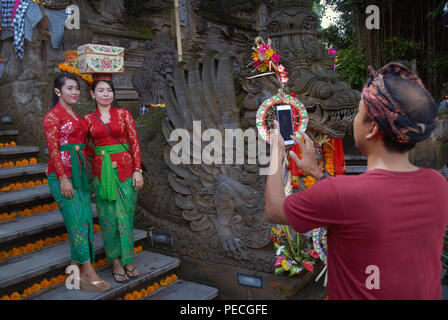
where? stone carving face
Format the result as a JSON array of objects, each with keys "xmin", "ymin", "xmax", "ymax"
[{"xmin": 260, "ymin": 8, "xmax": 360, "ymax": 138}]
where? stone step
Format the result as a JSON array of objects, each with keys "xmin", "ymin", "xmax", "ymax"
[
  {"xmin": 0, "ymin": 185, "xmax": 52, "ymax": 209},
  {"xmin": 145, "ymin": 280, "xmax": 218, "ymax": 300},
  {"xmin": 344, "ymin": 165, "xmax": 367, "ymax": 175},
  {"xmin": 0, "ymin": 229, "xmax": 148, "ymax": 290},
  {"xmin": 33, "ymin": 251, "xmax": 180, "ymax": 300},
  {"xmin": 0, "ymin": 164, "xmax": 47, "ymax": 181},
  {"xmin": 0, "ymin": 204, "xmax": 98, "ymax": 244},
  {"xmin": 345, "ymin": 154, "xmax": 367, "ymax": 166},
  {"xmin": 0, "ymin": 146, "xmax": 39, "ymax": 161},
  {"xmin": 0, "ymin": 130, "xmax": 18, "ymax": 138}
]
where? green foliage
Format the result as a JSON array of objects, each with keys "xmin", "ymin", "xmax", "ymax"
[
  {"xmin": 431, "ymin": 55, "xmax": 448, "ymax": 71},
  {"xmin": 312, "ymin": 0, "xmax": 326, "ymax": 26},
  {"xmin": 383, "ymin": 36, "xmax": 421, "ymax": 62},
  {"xmin": 336, "ymin": 46, "xmax": 367, "ymax": 91}
]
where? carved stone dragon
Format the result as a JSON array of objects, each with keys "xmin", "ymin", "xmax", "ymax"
[{"xmin": 133, "ymin": 0, "xmax": 360, "ymax": 272}]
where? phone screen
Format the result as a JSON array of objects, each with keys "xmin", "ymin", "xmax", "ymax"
[{"xmin": 276, "ymin": 106, "xmax": 294, "ymax": 144}]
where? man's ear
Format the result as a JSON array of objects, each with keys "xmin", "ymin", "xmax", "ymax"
[{"xmin": 366, "ymin": 121, "xmax": 382, "ymax": 140}]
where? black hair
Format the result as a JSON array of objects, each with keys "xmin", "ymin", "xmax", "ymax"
[{"xmin": 52, "ymin": 73, "xmax": 80, "ymax": 107}]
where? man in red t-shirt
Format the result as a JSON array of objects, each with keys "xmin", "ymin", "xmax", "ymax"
[{"xmin": 265, "ymin": 62, "xmax": 448, "ymax": 300}]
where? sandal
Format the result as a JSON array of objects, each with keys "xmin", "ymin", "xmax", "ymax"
[
  {"xmin": 79, "ymin": 277, "xmax": 111, "ymax": 292},
  {"xmin": 124, "ymin": 265, "xmax": 140, "ymax": 279},
  {"xmin": 112, "ymin": 270, "xmax": 130, "ymax": 283}
]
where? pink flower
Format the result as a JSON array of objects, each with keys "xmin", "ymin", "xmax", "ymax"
[
  {"xmin": 254, "ymin": 60, "xmax": 261, "ymax": 68},
  {"xmin": 271, "ymin": 53, "xmax": 281, "ymax": 63},
  {"xmin": 303, "ymin": 261, "xmax": 314, "ymax": 273},
  {"xmin": 274, "ymin": 256, "xmax": 285, "ymax": 267},
  {"xmin": 309, "ymin": 249, "xmax": 319, "ymax": 259}
]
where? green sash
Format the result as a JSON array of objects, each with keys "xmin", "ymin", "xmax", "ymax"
[
  {"xmin": 59, "ymin": 144, "xmax": 90, "ymax": 191},
  {"xmin": 95, "ymin": 144, "xmax": 129, "ymax": 201}
]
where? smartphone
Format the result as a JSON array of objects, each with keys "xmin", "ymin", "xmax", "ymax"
[{"xmin": 276, "ymin": 105, "xmax": 295, "ymax": 146}]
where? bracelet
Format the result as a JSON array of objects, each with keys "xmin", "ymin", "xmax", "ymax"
[{"xmin": 134, "ymin": 169, "xmax": 143, "ymax": 174}]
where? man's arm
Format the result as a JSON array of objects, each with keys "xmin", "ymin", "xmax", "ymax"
[{"xmin": 264, "ymin": 121, "xmax": 324, "ymax": 224}]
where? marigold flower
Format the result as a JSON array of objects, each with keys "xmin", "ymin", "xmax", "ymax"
[
  {"xmin": 0, "ymin": 251, "xmax": 9, "ymax": 260},
  {"xmin": 140, "ymin": 289, "xmax": 148, "ymax": 297},
  {"xmin": 22, "ymin": 288, "xmax": 32, "ymax": 298},
  {"xmin": 5, "ymin": 143, "xmax": 10, "ymax": 148},
  {"xmin": 9, "ymin": 212, "xmax": 17, "ymax": 219},
  {"xmin": 61, "ymin": 233, "xmax": 69, "ymax": 241},
  {"xmin": 31, "ymin": 284, "xmax": 41, "ymax": 293},
  {"xmin": 49, "ymin": 278, "xmax": 58, "ymax": 286},
  {"xmin": 0, "ymin": 295, "xmax": 10, "ymax": 300},
  {"xmin": 56, "ymin": 275, "xmax": 65, "ymax": 283},
  {"xmin": 23, "ymin": 209, "xmax": 32, "ymax": 216},
  {"xmin": 30, "ymin": 158, "xmax": 37, "ymax": 164},
  {"xmin": 132, "ymin": 291, "xmax": 141, "ymax": 300},
  {"xmin": 8, "ymin": 161, "xmax": 14, "ymax": 167},
  {"xmin": 15, "ymin": 160, "xmax": 22, "ymax": 166},
  {"xmin": 0, "ymin": 143, "xmax": 4, "ymax": 148},
  {"xmin": 26, "ymin": 243, "xmax": 35, "ymax": 252},
  {"xmin": 22, "ymin": 159, "xmax": 29, "ymax": 165},
  {"xmin": 44, "ymin": 237, "xmax": 54, "ymax": 246},
  {"xmin": 35, "ymin": 240, "xmax": 44, "ymax": 249},
  {"xmin": 53, "ymin": 235, "xmax": 62, "ymax": 242},
  {"xmin": 170, "ymin": 274, "xmax": 178, "ymax": 281},
  {"xmin": 97, "ymin": 260, "xmax": 105, "ymax": 268},
  {"xmin": 124, "ymin": 293, "xmax": 134, "ymax": 300},
  {"xmin": 10, "ymin": 292, "xmax": 21, "ymax": 300},
  {"xmin": 43, "ymin": 178, "xmax": 48, "ymax": 184},
  {"xmin": 160, "ymin": 279, "xmax": 167, "ymax": 286},
  {"xmin": 42, "ymin": 204, "xmax": 51, "ymax": 211},
  {"xmin": 153, "ymin": 282, "xmax": 159, "ymax": 290},
  {"xmin": 147, "ymin": 285, "xmax": 155, "ymax": 293},
  {"xmin": 1, "ymin": 213, "xmax": 8, "ymax": 220},
  {"xmin": 40, "ymin": 279, "xmax": 50, "ymax": 289}
]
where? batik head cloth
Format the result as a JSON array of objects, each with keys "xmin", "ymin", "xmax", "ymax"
[{"xmin": 361, "ymin": 62, "xmax": 438, "ymax": 144}]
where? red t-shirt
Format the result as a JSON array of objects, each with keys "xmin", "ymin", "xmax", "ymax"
[{"xmin": 283, "ymin": 168, "xmax": 448, "ymax": 300}]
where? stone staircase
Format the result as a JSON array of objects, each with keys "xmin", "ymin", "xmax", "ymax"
[
  {"xmin": 0, "ymin": 121, "xmax": 217, "ymax": 300},
  {"xmin": 344, "ymin": 154, "xmax": 367, "ymax": 175}
]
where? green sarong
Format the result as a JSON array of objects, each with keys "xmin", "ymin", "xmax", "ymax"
[
  {"xmin": 48, "ymin": 173, "xmax": 95, "ymax": 264},
  {"xmin": 59, "ymin": 143, "xmax": 90, "ymax": 191},
  {"xmin": 95, "ymin": 144, "xmax": 129, "ymax": 202},
  {"xmin": 93, "ymin": 169, "xmax": 137, "ymax": 266}
]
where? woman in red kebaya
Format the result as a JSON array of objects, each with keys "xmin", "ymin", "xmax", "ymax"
[
  {"xmin": 43, "ymin": 73, "xmax": 111, "ymax": 292},
  {"xmin": 83, "ymin": 78, "xmax": 144, "ymax": 284}
]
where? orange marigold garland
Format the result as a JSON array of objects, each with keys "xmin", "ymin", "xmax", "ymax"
[{"xmin": 118, "ymin": 274, "xmax": 179, "ymax": 300}]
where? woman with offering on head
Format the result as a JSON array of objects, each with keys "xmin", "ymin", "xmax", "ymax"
[
  {"xmin": 83, "ymin": 75, "xmax": 144, "ymax": 283},
  {"xmin": 43, "ymin": 73, "xmax": 111, "ymax": 292}
]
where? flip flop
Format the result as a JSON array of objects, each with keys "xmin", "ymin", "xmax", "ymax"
[
  {"xmin": 79, "ymin": 277, "xmax": 111, "ymax": 292},
  {"xmin": 112, "ymin": 270, "xmax": 130, "ymax": 283},
  {"xmin": 124, "ymin": 265, "xmax": 140, "ymax": 279}
]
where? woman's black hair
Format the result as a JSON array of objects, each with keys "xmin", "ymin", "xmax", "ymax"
[{"xmin": 52, "ymin": 73, "xmax": 81, "ymax": 107}]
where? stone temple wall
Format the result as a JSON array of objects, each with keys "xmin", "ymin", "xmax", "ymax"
[{"xmin": 0, "ymin": 0, "xmax": 264, "ymax": 162}]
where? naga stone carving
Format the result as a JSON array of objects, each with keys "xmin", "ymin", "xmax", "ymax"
[{"xmin": 134, "ymin": 0, "xmax": 360, "ymax": 273}]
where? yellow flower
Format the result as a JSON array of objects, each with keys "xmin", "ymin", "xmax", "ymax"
[
  {"xmin": 132, "ymin": 291, "xmax": 141, "ymax": 300},
  {"xmin": 40, "ymin": 279, "xmax": 50, "ymax": 289},
  {"xmin": 22, "ymin": 288, "xmax": 32, "ymax": 298},
  {"xmin": 0, "ymin": 295, "xmax": 10, "ymax": 300},
  {"xmin": 153, "ymin": 282, "xmax": 159, "ymax": 290},
  {"xmin": 124, "ymin": 293, "xmax": 134, "ymax": 300},
  {"xmin": 281, "ymin": 259, "xmax": 290, "ymax": 271},
  {"xmin": 160, "ymin": 279, "xmax": 167, "ymax": 286},
  {"xmin": 140, "ymin": 289, "xmax": 148, "ymax": 297},
  {"xmin": 31, "ymin": 284, "xmax": 41, "ymax": 293},
  {"xmin": 10, "ymin": 141, "xmax": 16, "ymax": 147},
  {"xmin": 170, "ymin": 274, "xmax": 178, "ymax": 281},
  {"xmin": 10, "ymin": 292, "xmax": 21, "ymax": 300}
]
